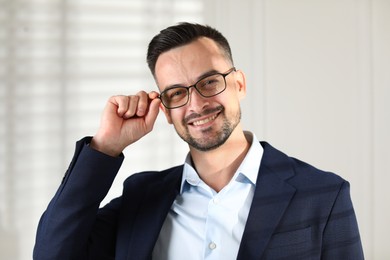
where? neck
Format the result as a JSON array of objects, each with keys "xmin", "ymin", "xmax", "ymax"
[{"xmin": 189, "ymin": 127, "xmax": 250, "ymax": 192}]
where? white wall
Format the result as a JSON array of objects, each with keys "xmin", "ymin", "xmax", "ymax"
[{"xmin": 205, "ymin": 0, "xmax": 390, "ymax": 259}]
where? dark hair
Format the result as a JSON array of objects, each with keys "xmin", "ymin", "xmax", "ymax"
[{"xmin": 146, "ymin": 22, "xmax": 233, "ymax": 76}]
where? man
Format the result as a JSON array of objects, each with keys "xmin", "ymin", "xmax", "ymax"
[{"xmin": 33, "ymin": 22, "xmax": 364, "ymax": 260}]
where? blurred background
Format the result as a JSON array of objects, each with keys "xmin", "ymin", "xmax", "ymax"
[{"xmin": 0, "ymin": 0, "xmax": 389, "ymax": 259}]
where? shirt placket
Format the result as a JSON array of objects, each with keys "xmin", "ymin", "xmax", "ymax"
[{"xmin": 204, "ymin": 191, "xmax": 224, "ymax": 260}]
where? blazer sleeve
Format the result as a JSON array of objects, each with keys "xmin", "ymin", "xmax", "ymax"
[
  {"xmin": 33, "ymin": 137, "xmax": 124, "ymax": 260},
  {"xmin": 321, "ymin": 181, "xmax": 364, "ymax": 259}
]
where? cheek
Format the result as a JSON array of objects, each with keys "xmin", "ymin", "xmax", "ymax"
[
  {"xmin": 220, "ymin": 89, "xmax": 241, "ymax": 107},
  {"xmin": 165, "ymin": 112, "xmax": 173, "ymax": 124},
  {"xmin": 221, "ymin": 96, "xmax": 241, "ymax": 116},
  {"xmin": 166, "ymin": 115, "xmax": 173, "ymax": 124},
  {"xmin": 161, "ymin": 106, "xmax": 173, "ymax": 124},
  {"xmin": 163, "ymin": 108, "xmax": 184, "ymax": 125}
]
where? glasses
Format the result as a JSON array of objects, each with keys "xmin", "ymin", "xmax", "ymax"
[{"xmin": 159, "ymin": 67, "xmax": 236, "ymax": 109}]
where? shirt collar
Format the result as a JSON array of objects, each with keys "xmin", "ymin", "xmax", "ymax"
[
  {"xmin": 180, "ymin": 131, "xmax": 263, "ymax": 194},
  {"xmin": 234, "ymin": 131, "xmax": 263, "ymax": 185}
]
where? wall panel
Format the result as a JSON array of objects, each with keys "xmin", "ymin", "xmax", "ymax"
[{"xmin": 205, "ymin": 0, "xmax": 390, "ymax": 258}]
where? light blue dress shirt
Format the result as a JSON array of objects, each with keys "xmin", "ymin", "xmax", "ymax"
[{"xmin": 152, "ymin": 132, "xmax": 263, "ymax": 260}]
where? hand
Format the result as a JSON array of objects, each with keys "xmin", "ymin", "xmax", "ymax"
[{"xmin": 91, "ymin": 91, "xmax": 161, "ymax": 156}]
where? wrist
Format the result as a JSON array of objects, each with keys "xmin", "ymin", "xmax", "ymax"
[{"xmin": 90, "ymin": 136, "xmax": 123, "ymax": 157}]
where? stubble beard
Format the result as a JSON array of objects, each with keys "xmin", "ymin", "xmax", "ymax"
[{"xmin": 177, "ymin": 106, "xmax": 241, "ymax": 152}]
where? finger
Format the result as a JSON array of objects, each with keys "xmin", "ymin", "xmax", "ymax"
[
  {"xmin": 124, "ymin": 95, "xmax": 140, "ymax": 119},
  {"xmin": 148, "ymin": 91, "xmax": 160, "ymax": 100},
  {"xmin": 144, "ymin": 97, "xmax": 161, "ymax": 130},
  {"xmin": 135, "ymin": 91, "xmax": 149, "ymax": 117},
  {"xmin": 109, "ymin": 95, "xmax": 129, "ymax": 117}
]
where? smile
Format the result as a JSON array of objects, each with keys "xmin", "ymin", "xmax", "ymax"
[{"xmin": 192, "ymin": 114, "xmax": 218, "ymax": 126}]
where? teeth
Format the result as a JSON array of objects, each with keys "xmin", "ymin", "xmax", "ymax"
[{"xmin": 192, "ymin": 114, "xmax": 217, "ymax": 126}]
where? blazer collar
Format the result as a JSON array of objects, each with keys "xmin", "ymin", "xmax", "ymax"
[
  {"xmin": 237, "ymin": 141, "xmax": 296, "ymax": 259},
  {"xmin": 126, "ymin": 166, "xmax": 183, "ymax": 260}
]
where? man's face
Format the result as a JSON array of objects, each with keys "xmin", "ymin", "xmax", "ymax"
[{"xmin": 154, "ymin": 37, "xmax": 246, "ymax": 151}]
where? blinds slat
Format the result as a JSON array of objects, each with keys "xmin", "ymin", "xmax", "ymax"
[{"xmin": 0, "ymin": 1, "xmax": 203, "ymax": 259}]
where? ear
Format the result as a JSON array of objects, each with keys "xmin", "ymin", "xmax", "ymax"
[
  {"xmin": 159, "ymin": 103, "xmax": 173, "ymax": 124},
  {"xmin": 235, "ymin": 70, "xmax": 247, "ymax": 99}
]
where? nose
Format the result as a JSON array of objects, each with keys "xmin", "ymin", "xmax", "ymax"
[{"xmin": 187, "ymin": 87, "xmax": 209, "ymax": 111}]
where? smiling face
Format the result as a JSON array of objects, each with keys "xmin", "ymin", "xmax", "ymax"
[{"xmin": 155, "ymin": 37, "xmax": 246, "ymax": 152}]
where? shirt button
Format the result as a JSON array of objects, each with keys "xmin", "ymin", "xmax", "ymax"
[
  {"xmin": 209, "ymin": 242, "xmax": 217, "ymax": 250},
  {"xmin": 213, "ymin": 198, "xmax": 219, "ymax": 204}
]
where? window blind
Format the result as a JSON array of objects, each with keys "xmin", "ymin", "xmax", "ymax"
[{"xmin": 0, "ymin": 0, "xmax": 203, "ymax": 259}]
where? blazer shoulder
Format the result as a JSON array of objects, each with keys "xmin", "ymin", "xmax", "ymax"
[
  {"xmin": 291, "ymin": 156, "xmax": 345, "ymax": 182},
  {"xmin": 261, "ymin": 141, "xmax": 346, "ymax": 186}
]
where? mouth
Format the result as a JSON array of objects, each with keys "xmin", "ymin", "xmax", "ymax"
[
  {"xmin": 184, "ymin": 106, "xmax": 224, "ymax": 127},
  {"xmin": 192, "ymin": 114, "xmax": 218, "ymax": 126}
]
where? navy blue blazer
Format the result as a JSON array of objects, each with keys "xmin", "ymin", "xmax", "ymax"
[{"xmin": 33, "ymin": 137, "xmax": 364, "ymax": 259}]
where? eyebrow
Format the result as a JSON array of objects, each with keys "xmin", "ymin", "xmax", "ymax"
[{"xmin": 163, "ymin": 69, "xmax": 221, "ymax": 90}]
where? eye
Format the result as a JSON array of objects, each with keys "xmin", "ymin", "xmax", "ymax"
[
  {"xmin": 199, "ymin": 77, "xmax": 219, "ymax": 89},
  {"xmin": 167, "ymin": 88, "xmax": 187, "ymax": 100}
]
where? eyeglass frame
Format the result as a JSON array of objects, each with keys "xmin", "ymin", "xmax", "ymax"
[{"xmin": 158, "ymin": 67, "xmax": 236, "ymax": 109}]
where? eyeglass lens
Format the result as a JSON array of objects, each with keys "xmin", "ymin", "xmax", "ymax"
[{"xmin": 161, "ymin": 74, "xmax": 226, "ymax": 109}]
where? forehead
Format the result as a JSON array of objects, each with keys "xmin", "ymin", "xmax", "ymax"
[{"xmin": 154, "ymin": 37, "xmax": 231, "ymax": 90}]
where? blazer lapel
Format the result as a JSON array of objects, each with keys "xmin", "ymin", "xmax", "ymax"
[
  {"xmin": 237, "ymin": 142, "xmax": 296, "ymax": 260},
  {"xmin": 126, "ymin": 167, "xmax": 182, "ymax": 260}
]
